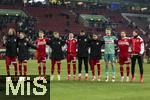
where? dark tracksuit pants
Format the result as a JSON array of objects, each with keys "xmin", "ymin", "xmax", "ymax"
[
  {"xmin": 131, "ymin": 55, "xmax": 143, "ymax": 77},
  {"xmin": 78, "ymin": 57, "xmax": 88, "ymax": 74}
]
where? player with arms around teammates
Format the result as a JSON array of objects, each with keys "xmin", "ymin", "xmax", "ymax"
[
  {"xmin": 103, "ymin": 28, "xmax": 117, "ymax": 82},
  {"xmin": 48, "ymin": 32, "xmax": 65, "ymax": 81},
  {"xmin": 89, "ymin": 34, "xmax": 104, "ymax": 81},
  {"xmin": 17, "ymin": 32, "xmax": 37, "ymax": 77},
  {"xmin": 66, "ymin": 33, "xmax": 77, "ymax": 80},
  {"xmin": 77, "ymin": 30, "xmax": 89, "ymax": 80},
  {"xmin": 3, "ymin": 28, "xmax": 18, "ymax": 80},
  {"xmin": 118, "ymin": 31, "xmax": 130, "ymax": 82},
  {"xmin": 35, "ymin": 30, "xmax": 49, "ymax": 79}
]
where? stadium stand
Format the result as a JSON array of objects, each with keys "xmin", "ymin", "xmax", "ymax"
[{"xmin": 0, "ymin": 0, "xmax": 149, "ymax": 48}]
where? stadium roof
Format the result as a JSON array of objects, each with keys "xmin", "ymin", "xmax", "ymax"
[
  {"xmin": 80, "ymin": 14, "xmax": 107, "ymax": 21},
  {"xmin": 0, "ymin": 9, "xmax": 27, "ymax": 17}
]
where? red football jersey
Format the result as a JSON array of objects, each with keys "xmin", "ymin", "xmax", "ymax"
[
  {"xmin": 35, "ymin": 38, "xmax": 48, "ymax": 57},
  {"xmin": 131, "ymin": 36, "xmax": 144, "ymax": 55},
  {"xmin": 118, "ymin": 37, "xmax": 130, "ymax": 56},
  {"xmin": 66, "ymin": 39, "xmax": 77, "ymax": 54}
]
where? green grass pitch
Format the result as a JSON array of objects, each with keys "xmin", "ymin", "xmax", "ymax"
[{"xmin": 0, "ymin": 60, "xmax": 150, "ymax": 100}]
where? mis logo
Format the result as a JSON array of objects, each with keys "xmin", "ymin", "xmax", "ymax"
[{"xmin": 6, "ymin": 77, "xmax": 47, "ymax": 96}]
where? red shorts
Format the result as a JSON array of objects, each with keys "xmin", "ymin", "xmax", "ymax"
[
  {"xmin": 66, "ymin": 53, "xmax": 76, "ymax": 62},
  {"xmin": 37, "ymin": 56, "xmax": 46, "ymax": 63},
  {"xmin": 119, "ymin": 55, "xmax": 130, "ymax": 65},
  {"xmin": 6, "ymin": 56, "xmax": 17, "ymax": 65},
  {"xmin": 19, "ymin": 60, "xmax": 27, "ymax": 63},
  {"xmin": 89, "ymin": 59, "xmax": 100, "ymax": 66}
]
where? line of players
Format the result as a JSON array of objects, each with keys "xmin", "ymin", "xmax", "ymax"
[{"xmin": 3, "ymin": 28, "xmax": 144, "ymax": 83}]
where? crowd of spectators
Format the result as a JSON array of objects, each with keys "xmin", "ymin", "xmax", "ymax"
[
  {"xmin": 0, "ymin": 0, "xmax": 23, "ymax": 5},
  {"xmin": 0, "ymin": 15, "xmax": 37, "ymax": 41}
]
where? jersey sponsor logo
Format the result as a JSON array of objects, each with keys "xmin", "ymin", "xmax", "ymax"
[
  {"xmin": 37, "ymin": 41, "xmax": 46, "ymax": 45},
  {"xmin": 118, "ymin": 41, "xmax": 129, "ymax": 45},
  {"xmin": 105, "ymin": 40, "xmax": 114, "ymax": 44}
]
